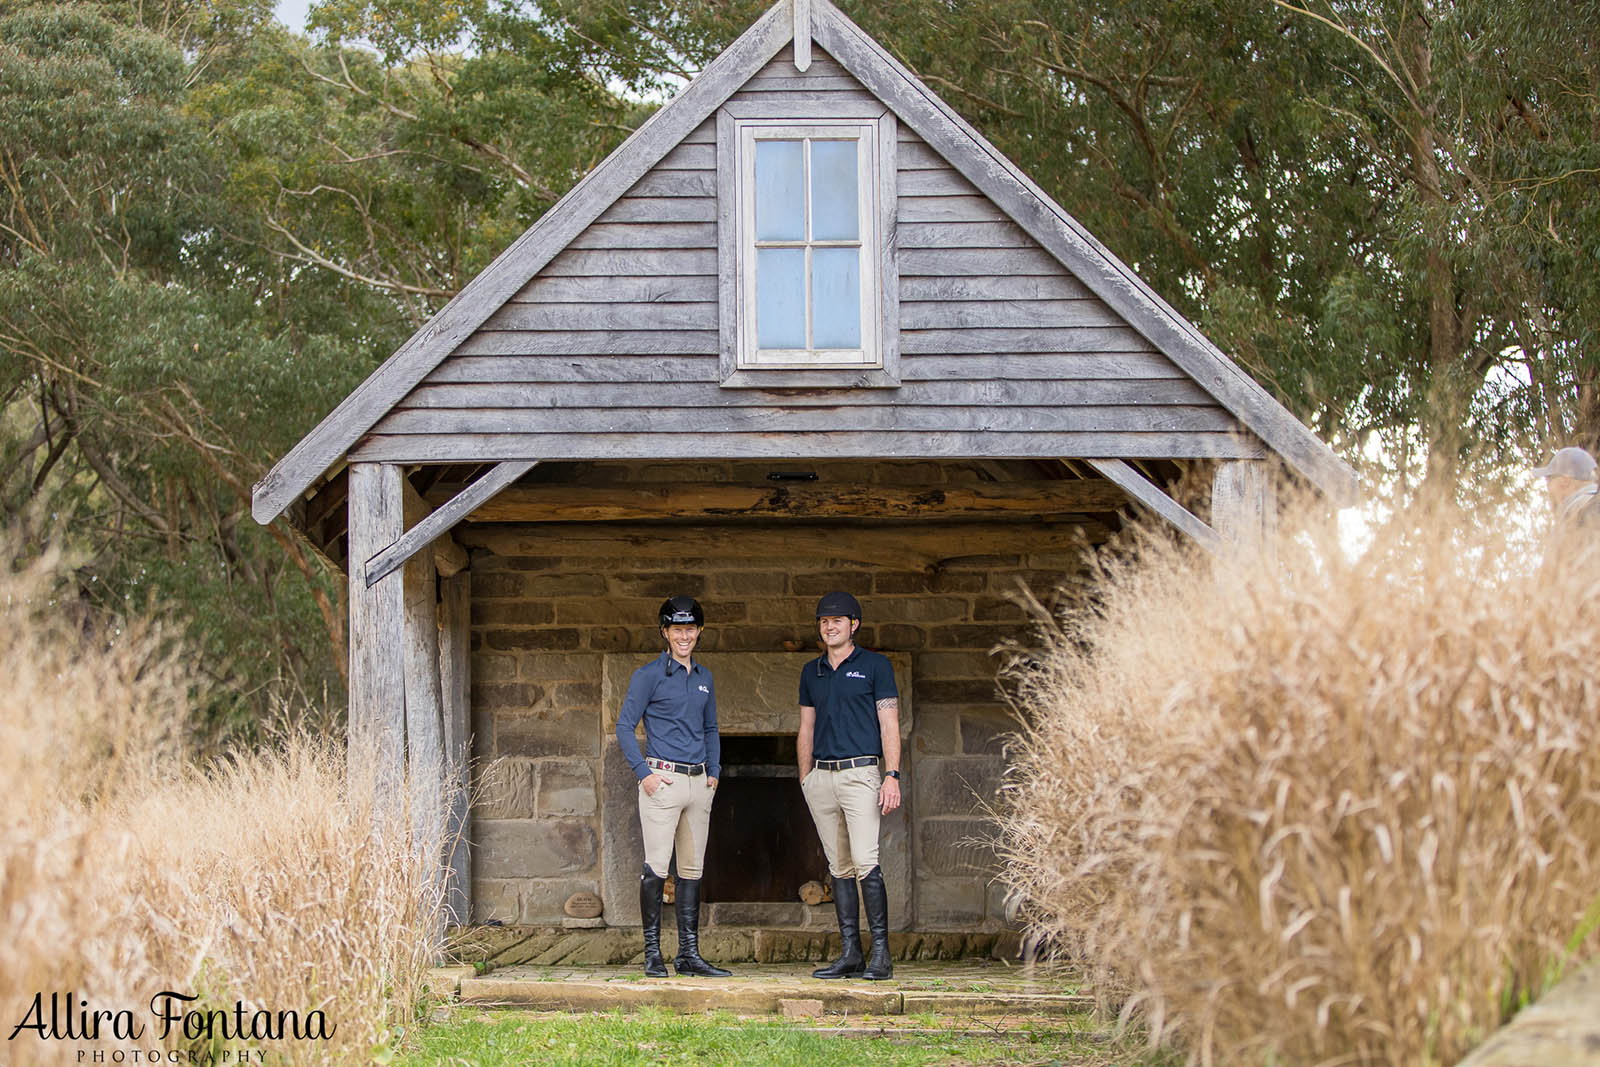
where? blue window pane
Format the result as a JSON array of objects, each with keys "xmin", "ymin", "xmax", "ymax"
[
  {"xmin": 757, "ymin": 248, "xmax": 806, "ymax": 348},
  {"xmin": 755, "ymin": 141, "xmax": 804, "ymax": 241},
  {"xmin": 811, "ymin": 247, "xmax": 860, "ymax": 349},
  {"xmin": 810, "ymin": 140, "xmax": 859, "ymax": 241}
]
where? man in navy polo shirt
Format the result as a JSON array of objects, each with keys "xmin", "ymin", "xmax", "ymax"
[
  {"xmin": 798, "ymin": 590, "xmax": 902, "ymax": 981},
  {"xmin": 615, "ymin": 595, "xmax": 731, "ymax": 978}
]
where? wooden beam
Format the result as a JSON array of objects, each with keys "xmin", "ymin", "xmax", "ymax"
[
  {"xmin": 366, "ymin": 460, "xmax": 536, "ymax": 588},
  {"xmin": 347, "ymin": 463, "xmax": 407, "ymax": 815},
  {"xmin": 452, "ymin": 479, "xmax": 1127, "ymax": 523},
  {"xmin": 1088, "ymin": 458, "xmax": 1221, "ymax": 555},
  {"xmin": 439, "ymin": 572, "xmax": 472, "ymax": 927},
  {"xmin": 454, "ymin": 519, "xmax": 1109, "ymax": 570}
]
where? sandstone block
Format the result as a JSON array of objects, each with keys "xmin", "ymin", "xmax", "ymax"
[
  {"xmin": 918, "ymin": 817, "xmax": 1001, "ymax": 876},
  {"xmin": 877, "ymin": 624, "xmax": 926, "ymax": 650},
  {"xmin": 517, "ymin": 652, "xmax": 601, "ymax": 682},
  {"xmin": 519, "ymin": 878, "xmax": 601, "ymax": 924},
  {"xmin": 709, "ymin": 902, "xmax": 805, "ymax": 927},
  {"xmin": 910, "ymin": 708, "xmax": 959, "ymax": 756},
  {"xmin": 519, "ymin": 573, "xmax": 608, "ymax": 597},
  {"xmin": 470, "ymin": 879, "xmax": 521, "ymax": 925},
  {"xmin": 473, "ymin": 819, "xmax": 598, "ymax": 879},
  {"xmin": 475, "ymin": 758, "xmax": 537, "ymax": 819},
  {"xmin": 916, "ymin": 877, "xmax": 986, "ymax": 930},
  {"xmin": 471, "ymin": 601, "xmax": 555, "ymax": 627},
  {"xmin": 870, "ymin": 596, "xmax": 970, "ymax": 624},
  {"xmin": 960, "ymin": 709, "xmax": 1019, "ymax": 756},
  {"xmin": 494, "ymin": 705, "xmax": 600, "ymax": 758},
  {"xmin": 609, "ymin": 573, "xmax": 708, "ymax": 598},
  {"xmin": 484, "ymin": 628, "xmax": 581, "ymax": 651},
  {"xmin": 926, "ymin": 623, "xmax": 1022, "ymax": 650},
  {"xmin": 781, "ymin": 999, "xmax": 824, "ymax": 1019},
  {"xmin": 972, "ymin": 596, "xmax": 1027, "ymax": 622},
  {"xmin": 916, "ymin": 678, "xmax": 1000, "ymax": 705},
  {"xmin": 914, "ymin": 756, "xmax": 1007, "ymax": 816},
  {"xmin": 873, "ymin": 570, "xmax": 931, "ymax": 595},
  {"xmin": 471, "ymin": 572, "xmax": 526, "ymax": 598},
  {"xmin": 537, "ymin": 759, "xmax": 597, "ymax": 816},
  {"xmin": 792, "ymin": 571, "xmax": 873, "ymax": 596},
  {"xmin": 471, "ymin": 682, "xmax": 545, "ymax": 712},
  {"xmin": 474, "ymin": 654, "xmax": 519, "ymax": 682}
]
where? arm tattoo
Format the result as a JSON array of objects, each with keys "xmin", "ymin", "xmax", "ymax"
[{"xmin": 876, "ymin": 697, "xmax": 899, "ymax": 715}]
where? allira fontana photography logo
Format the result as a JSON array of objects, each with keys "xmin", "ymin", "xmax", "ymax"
[{"xmin": 9, "ymin": 991, "xmax": 334, "ymax": 1058}]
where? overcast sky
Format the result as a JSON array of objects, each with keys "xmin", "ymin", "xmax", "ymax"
[{"xmin": 275, "ymin": 0, "xmax": 312, "ymax": 33}]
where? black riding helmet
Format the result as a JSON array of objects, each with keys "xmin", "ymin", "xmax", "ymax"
[
  {"xmin": 814, "ymin": 590, "xmax": 862, "ymax": 621},
  {"xmin": 659, "ymin": 595, "xmax": 704, "ymax": 628}
]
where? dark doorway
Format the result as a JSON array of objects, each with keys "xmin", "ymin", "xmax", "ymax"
[{"xmin": 701, "ymin": 735, "xmax": 829, "ymax": 902}]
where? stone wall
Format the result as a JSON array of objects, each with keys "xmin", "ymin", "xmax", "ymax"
[{"xmin": 460, "ymin": 460, "xmax": 1096, "ymax": 932}]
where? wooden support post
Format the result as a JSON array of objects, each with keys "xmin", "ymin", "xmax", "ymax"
[
  {"xmin": 347, "ymin": 463, "xmax": 407, "ymax": 818},
  {"xmin": 404, "ymin": 533, "xmax": 447, "ymax": 949},
  {"xmin": 438, "ymin": 571, "xmax": 473, "ymax": 928},
  {"xmin": 1211, "ymin": 459, "xmax": 1275, "ymax": 559}
]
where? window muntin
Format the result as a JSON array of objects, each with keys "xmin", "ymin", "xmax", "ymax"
[{"xmin": 738, "ymin": 122, "xmax": 879, "ymax": 369}]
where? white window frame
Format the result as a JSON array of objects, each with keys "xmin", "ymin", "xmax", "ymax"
[{"xmin": 717, "ymin": 106, "xmax": 900, "ymax": 388}]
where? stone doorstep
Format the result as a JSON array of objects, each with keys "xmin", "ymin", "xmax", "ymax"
[
  {"xmin": 1457, "ymin": 958, "xmax": 1600, "ymax": 1066},
  {"xmin": 451, "ymin": 975, "xmax": 1092, "ymax": 1018},
  {"xmin": 445, "ymin": 925, "xmax": 1023, "ymax": 968}
]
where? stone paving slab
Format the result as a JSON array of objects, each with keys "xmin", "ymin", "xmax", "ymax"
[
  {"xmin": 445, "ymin": 961, "xmax": 1091, "ymax": 1019},
  {"xmin": 1459, "ymin": 959, "xmax": 1600, "ymax": 1066}
]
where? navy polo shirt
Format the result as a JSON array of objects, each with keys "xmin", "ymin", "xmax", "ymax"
[
  {"xmin": 798, "ymin": 645, "xmax": 898, "ymax": 760},
  {"xmin": 615, "ymin": 651, "xmax": 721, "ymax": 781}
]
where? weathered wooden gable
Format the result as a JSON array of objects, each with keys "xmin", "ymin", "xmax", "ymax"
[{"xmin": 358, "ymin": 43, "xmax": 1246, "ymax": 467}]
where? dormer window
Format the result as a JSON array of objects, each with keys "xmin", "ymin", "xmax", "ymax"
[
  {"xmin": 718, "ymin": 109, "xmax": 900, "ymax": 387},
  {"xmin": 744, "ymin": 125, "xmax": 875, "ymax": 365}
]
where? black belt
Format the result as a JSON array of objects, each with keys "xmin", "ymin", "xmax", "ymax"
[
  {"xmin": 812, "ymin": 756, "xmax": 879, "ymax": 771},
  {"xmin": 647, "ymin": 757, "xmax": 706, "ymax": 776}
]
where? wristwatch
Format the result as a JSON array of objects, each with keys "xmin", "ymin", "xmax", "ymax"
[{"xmin": 884, "ymin": 770, "xmax": 900, "ymax": 780}]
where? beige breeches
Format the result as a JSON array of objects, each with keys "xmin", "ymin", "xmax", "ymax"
[
  {"xmin": 638, "ymin": 774, "xmax": 716, "ymax": 879},
  {"xmin": 800, "ymin": 764, "xmax": 882, "ymax": 878}
]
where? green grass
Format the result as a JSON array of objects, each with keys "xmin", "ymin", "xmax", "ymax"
[{"xmin": 395, "ymin": 1007, "xmax": 1160, "ymax": 1066}]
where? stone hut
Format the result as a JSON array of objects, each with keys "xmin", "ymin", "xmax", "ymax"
[{"xmin": 250, "ymin": 0, "xmax": 1355, "ymax": 945}]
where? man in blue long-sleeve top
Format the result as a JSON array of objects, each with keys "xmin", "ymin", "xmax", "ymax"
[{"xmin": 615, "ymin": 595, "xmax": 731, "ymax": 978}]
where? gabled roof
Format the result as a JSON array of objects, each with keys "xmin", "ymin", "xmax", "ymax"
[{"xmin": 252, "ymin": 0, "xmax": 1356, "ymax": 525}]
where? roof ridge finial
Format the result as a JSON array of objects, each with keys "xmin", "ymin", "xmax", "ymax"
[{"xmin": 792, "ymin": 0, "xmax": 811, "ymax": 71}]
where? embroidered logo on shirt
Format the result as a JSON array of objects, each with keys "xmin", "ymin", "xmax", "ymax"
[
  {"xmin": 698, "ymin": 685, "xmax": 710, "ymax": 693},
  {"xmin": 845, "ymin": 671, "xmax": 867, "ymax": 680}
]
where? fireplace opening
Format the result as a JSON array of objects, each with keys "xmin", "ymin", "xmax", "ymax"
[{"xmin": 700, "ymin": 735, "xmax": 830, "ymax": 903}]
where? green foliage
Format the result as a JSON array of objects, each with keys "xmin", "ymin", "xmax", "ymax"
[
  {"xmin": 3, "ymin": 0, "xmax": 1596, "ymax": 742},
  {"xmin": 394, "ymin": 1007, "xmax": 1139, "ymax": 1066}
]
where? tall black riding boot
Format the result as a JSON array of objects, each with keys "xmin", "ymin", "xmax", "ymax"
[
  {"xmin": 859, "ymin": 865, "xmax": 894, "ymax": 981},
  {"xmin": 811, "ymin": 876, "xmax": 865, "ymax": 979},
  {"xmin": 639, "ymin": 865, "xmax": 668, "ymax": 977},
  {"xmin": 672, "ymin": 877, "xmax": 731, "ymax": 977}
]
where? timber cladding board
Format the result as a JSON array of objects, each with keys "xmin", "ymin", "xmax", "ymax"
[
  {"xmin": 374, "ymin": 404, "xmax": 1237, "ymax": 435},
  {"xmin": 349, "ymin": 431, "xmax": 1265, "ymax": 463}
]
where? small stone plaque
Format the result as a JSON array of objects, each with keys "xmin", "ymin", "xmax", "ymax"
[{"xmin": 563, "ymin": 890, "xmax": 603, "ymax": 919}]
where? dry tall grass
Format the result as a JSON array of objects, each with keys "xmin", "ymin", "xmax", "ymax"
[
  {"xmin": 0, "ymin": 549, "xmax": 438, "ymax": 1064},
  {"xmin": 999, "ymin": 503, "xmax": 1600, "ymax": 1065}
]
